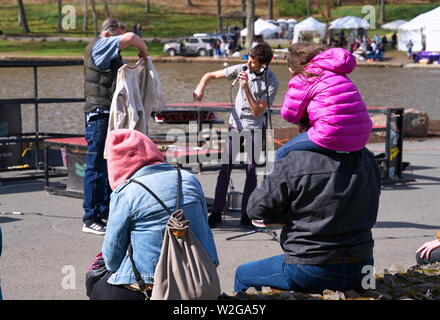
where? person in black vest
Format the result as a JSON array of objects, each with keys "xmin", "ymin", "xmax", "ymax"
[{"xmin": 82, "ymin": 18, "xmax": 148, "ymax": 235}]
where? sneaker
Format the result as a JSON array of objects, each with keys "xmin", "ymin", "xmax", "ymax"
[
  {"xmin": 251, "ymin": 219, "xmax": 285, "ymax": 228},
  {"xmin": 208, "ymin": 212, "xmax": 222, "ymax": 228},
  {"xmin": 82, "ymin": 219, "xmax": 106, "ymax": 235}
]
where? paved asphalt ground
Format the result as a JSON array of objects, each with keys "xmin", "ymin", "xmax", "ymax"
[{"xmin": 0, "ymin": 138, "xmax": 439, "ymax": 300}]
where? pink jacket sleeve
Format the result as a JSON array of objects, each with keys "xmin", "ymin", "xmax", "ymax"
[{"xmin": 280, "ymin": 76, "xmax": 312, "ymax": 124}]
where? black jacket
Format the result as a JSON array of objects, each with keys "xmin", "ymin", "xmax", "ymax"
[{"xmin": 246, "ymin": 148, "xmax": 381, "ymax": 264}]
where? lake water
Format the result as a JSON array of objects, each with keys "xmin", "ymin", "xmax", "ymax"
[{"xmin": 0, "ymin": 62, "xmax": 439, "ymax": 134}]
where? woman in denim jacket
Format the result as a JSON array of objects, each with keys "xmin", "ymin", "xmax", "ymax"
[{"xmin": 90, "ymin": 129, "xmax": 219, "ymax": 300}]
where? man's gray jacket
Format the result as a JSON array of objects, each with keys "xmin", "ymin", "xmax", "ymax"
[{"xmin": 246, "ymin": 148, "xmax": 381, "ymax": 265}]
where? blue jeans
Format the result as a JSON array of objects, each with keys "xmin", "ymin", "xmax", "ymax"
[
  {"xmin": 234, "ymin": 254, "xmax": 374, "ymax": 293},
  {"xmin": 82, "ymin": 113, "xmax": 111, "ymax": 223},
  {"xmin": 276, "ymin": 132, "xmax": 330, "ymax": 161}
]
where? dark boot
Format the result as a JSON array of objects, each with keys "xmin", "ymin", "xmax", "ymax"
[{"xmin": 208, "ymin": 212, "xmax": 222, "ymax": 228}]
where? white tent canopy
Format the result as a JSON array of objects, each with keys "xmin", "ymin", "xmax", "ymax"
[
  {"xmin": 329, "ymin": 16, "xmax": 370, "ymax": 29},
  {"xmin": 292, "ymin": 17, "xmax": 326, "ymax": 43},
  {"xmin": 286, "ymin": 18, "xmax": 297, "ymax": 24},
  {"xmin": 381, "ymin": 20, "xmax": 407, "ymax": 30},
  {"xmin": 398, "ymin": 6, "xmax": 440, "ymax": 51},
  {"xmin": 240, "ymin": 18, "xmax": 281, "ymax": 38}
]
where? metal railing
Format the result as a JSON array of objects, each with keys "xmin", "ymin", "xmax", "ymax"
[{"xmin": 0, "ymin": 59, "xmax": 85, "ymax": 178}]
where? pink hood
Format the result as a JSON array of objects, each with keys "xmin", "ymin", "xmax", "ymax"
[
  {"xmin": 281, "ymin": 48, "xmax": 372, "ymax": 152},
  {"xmin": 309, "ymin": 47, "xmax": 356, "ymax": 74},
  {"xmin": 106, "ymin": 129, "xmax": 164, "ymax": 190}
]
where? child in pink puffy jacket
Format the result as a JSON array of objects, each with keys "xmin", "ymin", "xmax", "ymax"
[{"xmin": 276, "ymin": 43, "xmax": 372, "ymax": 160}]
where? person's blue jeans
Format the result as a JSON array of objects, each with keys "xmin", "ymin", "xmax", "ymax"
[
  {"xmin": 82, "ymin": 113, "xmax": 111, "ymax": 223},
  {"xmin": 276, "ymin": 132, "xmax": 330, "ymax": 161},
  {"xmin": 234, "ymin": 254, "xmax": 374, "ymax": 293}
]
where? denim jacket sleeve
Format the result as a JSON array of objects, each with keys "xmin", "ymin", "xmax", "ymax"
[{"xmin": 102, "ymin": 192, "xmax": 131, "ymax": 272}]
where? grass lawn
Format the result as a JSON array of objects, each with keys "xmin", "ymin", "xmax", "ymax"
[
  {"xmin": 0, "ymin": 2, "xmax": 219, "ymax": 38},
  {"xmin": 0, "ymin": 2, "xmax": 438, "ymax": 57},
  {"xmin": 0, "ymin": 39, "xmax": 165, "ymax": 57}
]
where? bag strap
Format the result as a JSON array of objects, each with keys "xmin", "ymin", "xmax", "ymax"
[
  {"xmin": 131, "ymin": 167, "xmax": 182, "ymax": 213},
  {"xmin": 127, "ymin": 243, "xmax": 149, "ymax": 295},
  {"xmin": 126, "ymin": 167, "xmax": 183, "ymax": 293}
]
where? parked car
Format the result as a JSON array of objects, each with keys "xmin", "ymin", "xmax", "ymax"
[{"xmin": 163, "ymin": 35, "xmax": 215, "ymax": 57}]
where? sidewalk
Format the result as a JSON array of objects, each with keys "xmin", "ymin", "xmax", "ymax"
[{"xmin": 0, "ymin": 137, "xmax": 439, "ymax": 299}]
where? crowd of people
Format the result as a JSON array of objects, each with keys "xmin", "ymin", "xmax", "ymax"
[
  {"xmin": 1, "ymin": 17, "xmax": 438, "ymax": 300},
  {"xmin": 81, "ymin": 18, "xmax": 440, "ymax": 299},
  {"xmin": 347, "ymin": 32, "xmax": 397, "ymax": 62}
]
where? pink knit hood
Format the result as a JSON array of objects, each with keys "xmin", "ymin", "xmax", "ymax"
[
  {"xmin": 281, "ymin": 48, "xmax": 372, "ymax": 152},
  {"xmin": 106, "ymin": 129, "xmax": 164, "ymax": 190}
]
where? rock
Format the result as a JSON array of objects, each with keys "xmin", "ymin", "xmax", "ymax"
[
  {"xmin": 370, "ymin": 109, "xmax": 430, "ymax": 137},
  {"xmin": 385, "ymin": 264, "xmax": 406, "ymax": 275},
  {"xmin": 403, "ymin": 109, "xmax": 429, "ymax": 137},
  {"xmin": 344, "ymin": 290, "xmax": 361, "ymax": 299},
  {"xmin": 261, "ymin": 286, "xmax": 274, "ymax": 294},
  {"xmin": 322, "ymin": 289, "xmax": 345, "ymax": 300},
  {"xmin": 245, "ymin": 287, "xmax": 259, "ymax": 295},
  {"xmin": 277, "ymin": 291, "xmax": 297, "ymax": 300}
]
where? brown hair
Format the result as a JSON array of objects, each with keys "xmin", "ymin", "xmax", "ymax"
[
  {"xmin": 250, "ymin": 43, "xmax": 274, "ymax": 66},
  {"xmin": 287, "ymin": 42, "xmax": 327, "ymax": 78}
]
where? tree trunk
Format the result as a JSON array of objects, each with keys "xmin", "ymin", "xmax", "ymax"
[
  {"xmin": 83, "ymin": 0, "xmax": 89, "ymax": 31},
  {"xmin": 307, "ymin": 0, "xmax": 311, "ymax": 17},
  {"xmin": 103, "ymin": 0, "xmax": 110, "ymax": 18},
  {"xmin": 245, "ymin": 0, "xmax": 255, "ymax": 52},
  {"xmin": 57, "ymin": 0, "xmax": 63, "ymax": 33},
  {"xmin": 268, "ymin": 0, "xmax": 273, "ymax": 20},
  {"xmin": 187, "ymin": 0, "xmax": 194, "ymax": 6},
  {"xmin": 242, "ymin": 0, "xmax": 246, "ymax": 27},
  {"xmin": 379, "ymin": 0, "xmax": 385, "ymax": 25},
  {"xmin": 145, "ymin": 0, "xmax": 151, "ymax": 13},
  {"xmin": 90, "ymin": 0, "xmax": 98, "ymax": 37},
  {"xmin": 17, "ymin": 0, "xmax": 30, "ymax": 34},
  {"xmin": 316, "ymin": 0, "xmax": 333, "ymax": 23},
  {"xmin": 217, "ymin": 0, "xmax": 222, "ymax": 32}
]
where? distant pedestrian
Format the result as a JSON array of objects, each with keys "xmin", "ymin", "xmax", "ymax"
[
  {"xmin": 391, "ymin": 32, "xmax": 397, "ymax": 49},
  {"xmin": 407, "ymin": 40, "xmax": 414, "ymax": 59},
  {"xmin": 133, "ymin": 23, "xmax": 142, "ymax": 37}
]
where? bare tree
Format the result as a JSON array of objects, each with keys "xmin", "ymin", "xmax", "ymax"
[
  {"xmin": 316, "ymin": 0, "xmax": 333, "ymax": 23},
  {"xmin": 242, "ymin": 0, "xmax": 246, "ymax": 27},
  {"xmin": 217, "ymin": 0, "xmax": 222, "ymax": 32},
  {"xmin": 83, "ymin": 0, "xmax": 89, "ymax": 31},
  {"xmin": 379, "ymin": 0, "xmax": 385, "ymax": 25},
  {"xmin": 103, "ymin": 0, "xmax": 110, "ymax": 18},
  {"xmin": 17, "ymin": 0, "xmax": 30, "ymax": 34},
  {"xmin": 90, "ymin": 0, "xmax": 98, "ymax": 37},
  {"xmin": 145, "ymin": 0, "xmax": 151, "ymax": 13},
  {"xmin": 57, "ymin": 0, "xmax": 63, "ymax": 33},
  {"xmin": 268, "ymin": 0, "xmax": 273, "ymax": 20},
  {"xmin": 245, "ymin": 0, "xmax": 255, "ymax": 52}
]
